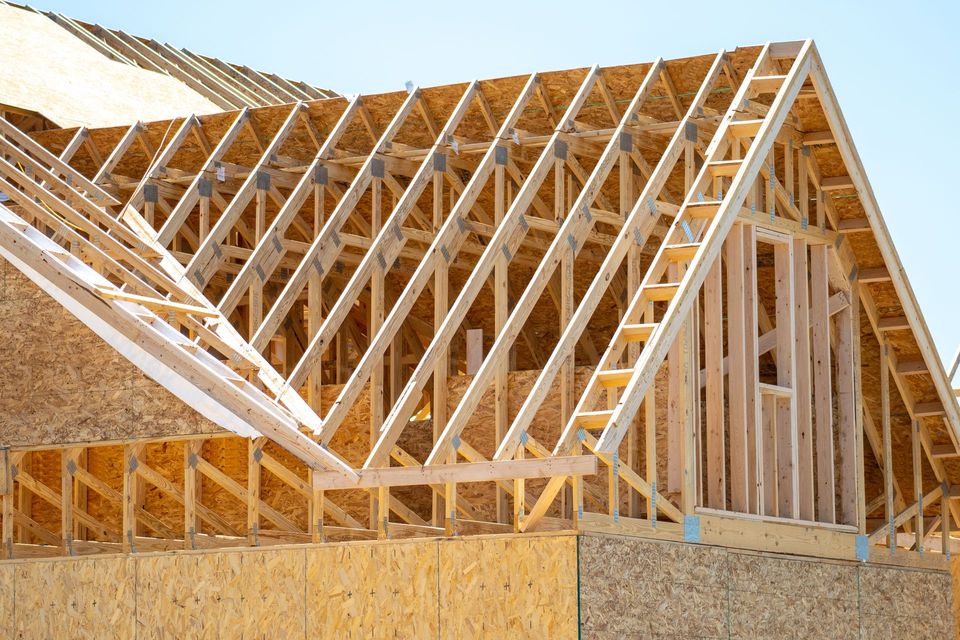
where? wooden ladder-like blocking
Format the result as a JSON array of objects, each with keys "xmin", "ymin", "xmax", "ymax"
[
  {"xmin": 515, "ymin": 44, "xmax": 814, "ymax": 532},
  {"xmin": 567, "ymin": 69, "xmax": 797, "ymax": 445}
]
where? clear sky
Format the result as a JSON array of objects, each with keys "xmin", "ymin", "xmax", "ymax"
[{"xmin": 31, "ymin": 0, "xmax": 960, "ymax": 367}]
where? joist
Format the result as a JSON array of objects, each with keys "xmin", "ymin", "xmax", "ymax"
[{"xmin": 312, "ymin": 455, "xmax": 597, "ymax": 491}]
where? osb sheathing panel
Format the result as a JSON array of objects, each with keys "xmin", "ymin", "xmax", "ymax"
[
  {"xmin": 13, "ymin": 555, "xmax": 136, "ymax": 639},
  {"xmin": 0, "ymin": 563, "xmax": 13, "ymax": 639},
  {"xmin": 579, "ymin": 534, "xmax": 728, "ymax": 638},
  {"xmin": 306, "ymin": 540, "xmax": 439, "ymax": 639},
  {"xmin": 438, "ymin": 535, "xmax": 578, "ymax": 639},
  {"xmin": 0, "ymin": 258, "xmax": 223, "ymax": 447},
  {"xmin": 0, "ymin": 534, "xmax": 576, "ymax": 639},
  {"xmin": 0, "ymin": 4, "xmax": 219, "ymax": 128},
  {"xmin": 136, "ymin": 548, "xmax": 305, "ymax": 639},
  {"xmin": 952, "ymin": 556, "xmax": 960, "ymax": 640},
  {"xmin": 727, "ymin": 553, "xmax": 859, "ymax": 640},
  {"xmin": 860, "ymin": 564, "xmax": 953, "ymax": 639},
  {"xmin": 578, "ymin": 533, "xmax": 954, "ymax": 640}
]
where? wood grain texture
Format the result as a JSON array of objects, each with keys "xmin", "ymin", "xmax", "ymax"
[
  {"xmin": 307, "ymin": 539, "xmax": 438, "ymax": 639},
  {"xmin": 438, "ymin": 535, "xmax": 578, "ymax": 640},
  {"xmin": 0, "ymin": 259, "xmax": 222, "ymax": 447},
  {"xmin": 13, "ymin": 555, "xmax": 136, "ymax": 639}
]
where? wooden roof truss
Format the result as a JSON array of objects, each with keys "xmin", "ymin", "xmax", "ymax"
[{"xmin": 1, "ymin": 39, "xmax": 958, "ymax": 564}]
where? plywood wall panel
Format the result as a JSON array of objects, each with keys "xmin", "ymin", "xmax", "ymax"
[
  {"xmin": 727, "ymin": 553, "xmax": 859, "ymax": 640},
  {"xmin": 0, "ymin": 563, "xmax": 13, "ymax": 639},
  {"xmin": 136, "ymin": 547, "xmax": 306, "ymax": 640},
  {"xmin": 952, "ymin": 556, "xmax": 960, "ymax": 640},
  {"xmin": 0, "ymin": 532, "xmax": 953, "ymax": 638},
  {"xmin": 578, "ymin": 534, "xmax": 727, "ymax": 639},
  {"xmin": 306, "ymin": 540, "xmax": 438, "ymax": 639},
  {"xmin": 438, "ymin": 535, "xmax": 578, "ymax": 640},
  {"xmin": 0, "ymin": 259, "xmax": 223, "ymax": 447},
  {"xmin": 13, "ymin": 556, "xmax": 135, "ymax": 639},
  {"xmin": 860, "ymin": 564, "xmax": 953, "ymax": 640},
  {"xmin": 579, "ymin": 533, "xmax": 954, "ymax": 640}
]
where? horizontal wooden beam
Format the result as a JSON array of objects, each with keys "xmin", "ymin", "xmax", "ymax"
[
  {"xmin": 858, "ymin": 267, "xmax": 890, "ymax": 283},
  {"xmin": 802, "ymin": 130, "xmax": 834, "ymax": 145},
  {"xmin": 896, "ymin": 360, "xmax": 928, "ymax": 376},
  {"xmin": 877, "ymin": 316, "xmax": 910, "ymax": 331},
  {"xmin": 914, "ymin": 401, "xmax": 945, "ymax": 418},
  {"xmin": 820, "ymin": 175, "xmax": 854, "ymax": 191},
  {"xmin": 312, "ymin": 455, "xmax": 596, "ymax": 490},
  {"xmin": 837, "ymin": 217, "xmax": 870, "ymax": 233}
]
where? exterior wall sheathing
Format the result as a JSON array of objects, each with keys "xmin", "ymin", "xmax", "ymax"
[{"xmin": 0, "ymin": 532, "xmax": 953, "ymax": 639}]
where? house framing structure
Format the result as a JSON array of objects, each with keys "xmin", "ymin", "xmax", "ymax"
[{"xmin": 0, "ymin": 36, "xmax": 956, "ymax": 583}]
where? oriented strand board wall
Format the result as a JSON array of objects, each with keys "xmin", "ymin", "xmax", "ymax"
[
  {"xmin": 579, "ymin": 533, "xmax": 954, "ymax": 640},
  {"xmin": 727, "ymin": 552, "xmax": 859, "ymax": 639},
  {"xmin": 858, "ymin": 563, "xmax": 953, "ymax": 639},
  {"xmin": 0, "ymin": 534, "xmax": 577, "ymax": 639},
  {"xmin": 137, "ymin": 548, "xmax": 306, "ymax": 639},
  {"xmin": 0, "ymin": 563, "xmax": 13, "ymax": 639},
  {"xmin": 306, "ymin": 540, "xmax": 439, "ymax": 638},
  {"xmin": 952, "ymin": 556, "xmax": 960, "ymax": 639},
  {"xmin": 0, "ymin": 258, "xmax": 223, "ymax": 446},
  {"xmin": 0, "ymin": 5, "xmax": 218, "ymax": 128},
  {"xmin": 438, "ymin": 535, "xmax": 578, "ymax": 639},
  {"xmin": 578, "ymin": 534, "xmax": 728, "ymax": 638},
  {"xmin": 12, "ymin": 555, "xmax": 136, "ymax": 639}
]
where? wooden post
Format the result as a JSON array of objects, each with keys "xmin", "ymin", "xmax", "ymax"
[
  {"xmin": 247, "ymin": 437, "xmax": 264, "ymax": 546},
  {"xmin": 557, "ymin": 151, "xmax": 576, "ymax": 519},
  {"xmin": 0, "ymin": 448, "xmax": 11, "ymax": 559},
  {"xmin": 760, "ymin": 393, "xmax": 777, "ymax": 516},
  {"xmin": 793, "ymin": 238, "xmax": 814, "ymax": 520},
  {"xmin": 681, "ymin": 315, "xmax": 696, "ymax": 515},
  {"xmin": 851, "ymin": 282, "xmax": 866, "ymax": 534},
  {"xmin": 514, "ymin": 443, "xmax": 525, "ymax": 533},
  {"xmin": 432, "ymin": 167, "xmax": 450, "ymax": 528},
  {"xmin": 377, "ymin": 485, "xmax": 390, "ymax": 540},
  {"xmin": 810, "ymin": 244, "xmax": 834, "ymax": 523},
  {"xmin": 18, "ymin": 452, "xmax": 31, "ymax": 544},
  {"xmin": 370, "ymin": 172, "xmax": 385, "ymax": 528},
  {"xmin": 310, "ymin": 483, "xmax": 325, "ymax": 544},
  {"xmin": 184, "ymin": 440, "xmax": 201, "ymax": 550},
  {"xmin": 248, "ymin": 175, "xmax": 268, "ymax": 339},
  {"xmin": 942, "ymin": 481, "xmax": 951, "ymax": 558},
  {"xmin": 198, "ymin": 189, "xmax": 210, "ymax": 241},
  {"xmin": 667, "ymin": 262, "xmax": 682, "ymax": 494},
  {"xmin": 726, "ymin": 225, "xmax": 748, "ymax": 513},
  {"xmin": 881, "ymin": 338, "xmax": 894, "ymax": 552},
  {"xmin": 494, "ymin": 147, "xmax": 509, "ymax": 524},
  {"xmin": 704, "ymin": 256, "xmax": 725, "ymax": 510},
  {"xmin": 122, "ymin": 444, "xmax": 143, "ymax": 553},
  {"xmin": 307, "ymin": 178, "xmax": 326, "ymax": 411},
  {"xmin": 73, "ymin": 449, "xmax": 88, "ymax": 542},
  {"xmin": 912, "ymin": 420, "xmax": 924, "ymax": 553},
  {"xmin": 836, "ymin": 288, "xmax": 860, "ymax": 526},
  {"xmin": 836, "ymin": 287, "xmax": 858, "ymax": 527},
  {"xmin": 61, "ymin": 448, "xmax": 77, "ymax": 555},
  {"xmin": 465, "ymin": 329, "xmax": 483, "ymax": 375},
  {"xmin": 644, "ymin": 301, "xmax": 658, "ymax": 522},
  {"xmin": 743, "ymin": 225, "xmax": 760, "ymax": 514},
  {"xmin": 620, "ymin": 135, "xmax": 641, "ymax": 518},
  {"xmin": 774, "ymin": 240, "xmax": 797, "ymax": 519}
]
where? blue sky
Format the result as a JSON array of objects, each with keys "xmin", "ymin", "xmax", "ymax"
[{"xmin": 34, "ymin": 0, "xmax": 960, "ymax": 366}]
